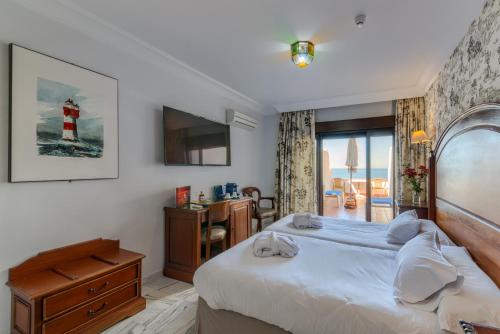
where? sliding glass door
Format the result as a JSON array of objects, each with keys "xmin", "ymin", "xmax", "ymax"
[
  {"xmin": 320, "ymin": 135, "xmax": 367, "ymax": 221},
  {"xmin": 318, "ymin": 130, "xmax": 394, "ymax": 223},
  {"xmin": 368, "ymin": 132, "xmax": 394, "ymax": 223}
]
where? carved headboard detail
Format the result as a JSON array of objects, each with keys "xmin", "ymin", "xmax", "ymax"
[{"xmin": 429, "ymin": 103, "xmax": 500, "ymax": 286}]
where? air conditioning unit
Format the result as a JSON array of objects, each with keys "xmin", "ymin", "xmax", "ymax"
[{"xmin": 226, "ymin": 109, "xmax": 258, "ymax": 130}]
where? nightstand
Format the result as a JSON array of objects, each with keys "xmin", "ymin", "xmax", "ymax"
[
  {"xmin": 395, "ymin": 200, "xmax": 428, "ymax": 219},
  {"xmin": 460, "ymin": 321, "xmax": 500, "ymax": 334}
]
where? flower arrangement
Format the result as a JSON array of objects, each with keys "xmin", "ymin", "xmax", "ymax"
[{"xmin": 402, "ymin": 165, "xmax": 429, "ymax": 202}]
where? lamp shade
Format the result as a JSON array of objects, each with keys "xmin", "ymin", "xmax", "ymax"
[
  {"xmin": 291, "ymin": 41, "xmax": 314, "ymax": 68},
  {"xmin": 411, "ymin": 130, "xmax": 431, "ymax": 144}
]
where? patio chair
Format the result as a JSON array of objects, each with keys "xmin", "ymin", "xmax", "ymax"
[
  {"xmin": 324, "ymin": 178, "xmax": 344, "ymax": 207},
  {"xmin": 371, "ymin": 178, "xmax": 389, "ymax": 197}
]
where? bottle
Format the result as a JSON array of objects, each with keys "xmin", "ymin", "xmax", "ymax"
[{"xmin": 199, "ymin": 191, "xmax": 206, "ymax": 202}]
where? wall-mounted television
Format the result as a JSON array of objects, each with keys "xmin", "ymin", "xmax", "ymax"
[{"xmin": 163, "ymin": 106, "xmax": 231, "ymax": 166}]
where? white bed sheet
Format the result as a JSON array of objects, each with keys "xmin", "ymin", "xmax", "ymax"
[
  {"xmin": 194, "ymin": 234, "xmax": 442, "ymax": 334},
  {"xmin": 265, "ymin": 214, "xmax": 402, "ymax": 251},
  {"xmin": 265, "ymin": 214, "xmax": 454, "ymax": 251}
]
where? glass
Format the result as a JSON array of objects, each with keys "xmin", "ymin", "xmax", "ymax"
[
  {"xmin": 369, "ymin": 134, "xmax": 394, "ymax": 224},
  {"xmin": 321, "ymin": 136, "xmax": 366, "ymax": 221}
]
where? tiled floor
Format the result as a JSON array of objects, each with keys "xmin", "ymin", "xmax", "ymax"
[
  {"xmin": 103, "ymin": 275, "xmax": 197, "ymax": 334},
  {"xmin": 323, "ymin": 195, "xmax": 393, "ymax": 224}
]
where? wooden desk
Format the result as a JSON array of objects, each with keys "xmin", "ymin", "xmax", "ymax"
[
  {"xmin": 164, "ymin": 198, "xmax": 252, "ymax": 283},
  {"xmin": 7, "ymin": 239, "xmax": 145, "ymax": 334},
  {"xmin": 396, "ymin": 200, "xmax": 429, "ymax": 219}
]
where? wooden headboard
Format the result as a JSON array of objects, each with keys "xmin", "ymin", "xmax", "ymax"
[{"xmin": 429, "ymin": 103, "xmax": 500, "ymax": 286}]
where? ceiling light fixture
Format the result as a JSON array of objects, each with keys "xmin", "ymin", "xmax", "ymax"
[
  {"xmin": 291, "ymin": 41, "xmax": 314, "ymax": 68},
  {"xmin": 354, "ymin": 14, "xmax": 366, "ymax": 28}
]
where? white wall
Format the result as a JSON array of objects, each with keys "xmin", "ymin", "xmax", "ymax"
[
  {"xmin": 315, "ymin": 101, "xmax": 394, "ymax": 122},
  {"xmin": 0, "ymin": 1, "xmax": 269, "ymax": 330}
]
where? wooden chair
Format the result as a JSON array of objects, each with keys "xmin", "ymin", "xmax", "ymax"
[
  {"xmin": 241, "ymin": 187, "xmax": 277, "ymax": 232},
  {"xmin": 202, "ymin": 201, "xmax": 230, "ymax": 261}
]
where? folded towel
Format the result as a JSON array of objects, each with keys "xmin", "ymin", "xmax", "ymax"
[
  {"xmin": 309, "ymin": 216, "xmax": 324, "ymax": 229},
  {"xmin": 292, "ymin": 213, "xmax": 311, "ymax": 229},
  {"xmin": 253, "ymin": 232, "xmax": 279, "ymax": 257},
  {"xmin": 253, "ymin": 232, "xmax": 299, "ymax": 258},
  {"xmin": 292, "ymin": 213, "xmax": 323, "ymax": 229},
  {"xmin": 275, "ymin": 233, "xmax": 300, "ymax": 257}
]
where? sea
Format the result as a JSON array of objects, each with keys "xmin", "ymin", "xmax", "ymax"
[
  {"xmin": 37, "ymin": 131, "xmax": 103, "ymax": 158},
  {"xmin": 331, "ymin": 168, "xmax": 389, "ymax": 179}
]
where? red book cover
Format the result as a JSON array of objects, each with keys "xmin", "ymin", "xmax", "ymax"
[{"xmin": 176, "ymin": 186, "xmax": 191, "ymax": 207}]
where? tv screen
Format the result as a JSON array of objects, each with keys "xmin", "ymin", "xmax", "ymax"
[{"xmin": 163, "ymin": 106, "xmax": 231, "ymax": 166}]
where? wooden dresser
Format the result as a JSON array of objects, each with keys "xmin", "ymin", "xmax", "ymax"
[
  {"xmin": 164, "ymin": 198, "xmax": 252, "ymax": 283},
  {"xmin": 7, "ymin": 239, "xmax": 146, "ymax": 334}
]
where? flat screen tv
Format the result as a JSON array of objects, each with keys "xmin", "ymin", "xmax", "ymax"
[{"xmin": 163, "ymin": 106, "xmax": 231, "ymax": 166}]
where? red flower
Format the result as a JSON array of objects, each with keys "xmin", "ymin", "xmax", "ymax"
[{"xmin": 402, "ymin": 165, "xmax": 429, "ymax": 194}]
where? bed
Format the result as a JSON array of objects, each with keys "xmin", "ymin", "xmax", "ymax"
[
  {"xmin": 194, "ymin": 234, "xmax": 439, "ymax": 334},
  {"xmin": 193, "ymin": 103, "xmax": 500, "ymax": 334},
  {"xmin": 265, "ymin": 214, "xmax": 454, "ymax": 251}
]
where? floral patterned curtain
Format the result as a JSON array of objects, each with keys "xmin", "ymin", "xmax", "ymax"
[
  {"xmin": 395, "ymin": 97, "xmax": 429, "ymax": 202},
  {"xmin": 274, "ymin": 110, "xmax": 317, "ymax": 217}
]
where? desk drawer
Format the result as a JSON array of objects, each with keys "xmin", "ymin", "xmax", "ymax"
[
  {"xmin": 43, "ymin": 282, "xmax": 139, "ymax": 334},
  {"xmin": 44, "ymin": 264, "xmax": 139, "ymax": 319}
]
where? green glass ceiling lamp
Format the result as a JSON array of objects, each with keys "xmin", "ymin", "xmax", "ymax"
[{"xmin": 291, "ymin": 41, "xmax": 314, "ymax": 68}]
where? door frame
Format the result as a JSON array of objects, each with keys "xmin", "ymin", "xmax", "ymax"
[{"xmin": 316, "ymin": 117, "xmax": 395, "ymax": 221}]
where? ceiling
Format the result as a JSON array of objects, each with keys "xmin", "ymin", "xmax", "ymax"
[{"xmin": 64, "ymin": 0, "xmax": 485, "ymax": 113}]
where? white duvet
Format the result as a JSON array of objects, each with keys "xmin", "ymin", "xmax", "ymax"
[
  {"xmin": 194, "ymin": 234, "xmax": 442, "ymax": 334},
  {"xmin": 265, "ymin": 214, "xmax": 403, "ymax": 251}
]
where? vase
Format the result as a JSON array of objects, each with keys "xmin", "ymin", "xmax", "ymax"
[{"xmin": 412, "ymin": 191, "xmax": 421, "ymax": 205}]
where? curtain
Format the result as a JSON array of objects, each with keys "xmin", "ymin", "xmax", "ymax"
[
  {"xmin": 395, "ymin": 97, "xmax": 428, "ymax": 202},
  {"xmin": 274, "ymin": 110, "xmax": 317, "ymax": 217}
]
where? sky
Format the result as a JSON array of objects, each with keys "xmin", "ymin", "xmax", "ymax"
[
  {"xmin": 322, "ymin": 135, "xmax": 392, "ymax": 169},
  {"xmin": 37, "ymin": 77, "xmax": 103, "ymax": 140}
]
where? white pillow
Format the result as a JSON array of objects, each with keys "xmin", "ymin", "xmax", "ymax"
[
  {"xmin": 419, "ymin": 219, "xmax": 455, "ymax": 246},
  {"xmin": 386, "ymin": 210, "xmax": 421, "ymax": 244},
  {"xmin": 393, "ymin": 231, "xmax": 463, "ymax": 311},
  {"xmin": 438, "ymin": 246, "xmax": 500, "ymax": 333}
]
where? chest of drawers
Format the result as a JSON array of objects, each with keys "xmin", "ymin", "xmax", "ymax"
[{"xmin": 7, "ymin": 239, "xmax": 146, "ymax": 334}]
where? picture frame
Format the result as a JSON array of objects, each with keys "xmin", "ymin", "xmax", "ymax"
[
  {"xmin": 175, "ymin": 186, "xmax": 191, "ymax": 207},
  {"xmin": 9, "ymin": 44, "xmax": 119, "ymax": 182}
]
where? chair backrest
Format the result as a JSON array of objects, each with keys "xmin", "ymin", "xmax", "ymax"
[
  {"xmin": 371, "ymin": 178, "xmax": 386, "ymax": 188},
  {"xmin": 242, "ymin": 186, "xmax": 262, "ymax": 211},
  {"xmin": 242, "ymin": 186, "xmax": 261, "ymax": 207},
  {"xmin": 208, "ymin": 201, "xmax": 230, "ymax": 224},
  {"xmin": 332, "ymin": 178, "xmax": 343, "ymax": 190}
]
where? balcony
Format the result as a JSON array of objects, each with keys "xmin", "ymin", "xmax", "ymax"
[{"xmin": 322, "ymin": 176, "xmax": 393, "ymax": 224}]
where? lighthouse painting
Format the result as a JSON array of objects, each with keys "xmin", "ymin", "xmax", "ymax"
[
  {"xmin": 62, "ymin": 98, "xmax": 80, "ymax": 141},
  {"xmin": 36, "ymin": 77, "xmax": 104, "ymax": 158},
  {"xmin": 9, "ymin": 44, "xmax": 118, "ymax": 182}
]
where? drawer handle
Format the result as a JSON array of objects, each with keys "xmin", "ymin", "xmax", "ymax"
[
  {"xmin": 88, "ymin": 281, "xmax": 110, "ymax": 294},
  {"xmin": 87, "ymin": 302, "xmax": 108, "ymax": 318}
]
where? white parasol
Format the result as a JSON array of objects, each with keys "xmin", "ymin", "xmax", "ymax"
[
  {"xmin": 344, "ymin": 138, "xmax": 358, "ymax": 209},
  {"xmin": 345, "ymin": 138, "xmax": 358, "ymax": 173}
]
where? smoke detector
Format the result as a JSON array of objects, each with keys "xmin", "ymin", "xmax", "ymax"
[{"xmin": 354, "ymin": 14, "xmax": 366, "ymax": 28}]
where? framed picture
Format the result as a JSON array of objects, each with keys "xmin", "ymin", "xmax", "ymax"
[
  {"xmin": 9, "ymin": 44, "xmax": 118, "ymax": 182},
  {"xmin": 175, "ymin": 186, "xmax": 191, "ymax": 207}
]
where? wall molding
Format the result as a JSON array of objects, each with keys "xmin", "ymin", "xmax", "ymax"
[
  {"xmin": 10, "ymin": 0, "xmax": 264, "ymax": 114},
  {"xmin": 274, "ymin": 85, "xmax": 424, "ymax": 112}
]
